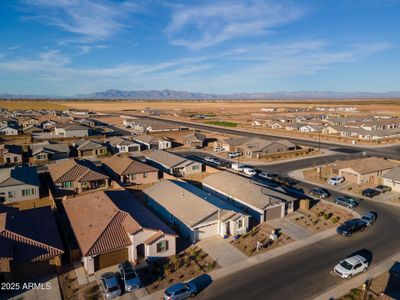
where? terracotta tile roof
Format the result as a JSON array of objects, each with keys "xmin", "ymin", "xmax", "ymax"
[
  {"xmin": 144, "ymin": 231, "xmax": 164, "ymax": 245},
  {"xmin": 102, "ymin": 156, "xmax": 157, "ymax": 176},
  {"xmin": 48, "ymin": 159, "xmax": 109, "ymax": 183},
  {"xmin": 0, "ymin": 207, "xmax": 64, "ymax": 264},
  {"xmin": 63, "ymin": 191, "xmax": 141, "ymax": 256}
]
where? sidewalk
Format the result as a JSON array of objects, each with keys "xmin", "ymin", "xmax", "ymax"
[
  {"xmin": 141, "ymin": 227, "xmax": 337, "ymax": 300},
  {"xmin": 312, "ymin": 252, "xmax": 400, "ymax": 300}
]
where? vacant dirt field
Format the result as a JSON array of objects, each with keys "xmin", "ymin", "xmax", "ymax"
[{"xmin": 0, "ymin": 100, "xmax": 67, "ymax": 110}]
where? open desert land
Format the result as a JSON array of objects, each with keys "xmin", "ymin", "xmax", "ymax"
[{"xmin": 0, "ymin": 100, "xmax": 68, "ymax": 110}]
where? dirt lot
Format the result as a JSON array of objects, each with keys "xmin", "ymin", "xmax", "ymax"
[
  {"xmin": 291, "ymin": 201, "xmax": 354, "ymax": 233},
  {"xmin": 59, "ymin": 267, "xmax": 101, "ymax": 300},
  {"xmin": 0, "ymin": 100, "xmax": 67, "ymax": 110},
  {"xmin": 230, "ymin": 223, "xmax": 294, "ymax": 256}
]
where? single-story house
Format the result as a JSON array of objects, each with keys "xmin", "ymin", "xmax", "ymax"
[
  {"xmin": 0, "ymin": 144, "xmax": 23, "ymax": 166},
  {"xmin": 238, "ymin": 139, "xmax": 299, "ymax": 159},
  {"xmin": 202, "ymin": 171, "xmax": 297, "ymax": 222},
  {"xmin": 334, "ymin": 157, "xmax": 399, "ymax": 185},
  {"xmin": 0, "ymin": 206, "xmax": 64, "ymax": 282},
  {"xmin": 54, "ymin": 123, "xmax": 89, "ymax": 138},
  {"xmin": 30, "ymin": 141, "xmax": 70, "ymax": 164},
  {"xmin": 124, "ymin": 119, "xmax": 182, "ymax": 133},
  {"xmin": 143, "ymin": 180, "xmax": 249, "ymax": 242},
  {"xmin": 63, "ymin": 190, "xmax": 177, "ymax": 274},
  {"xmin": 382, "ymin": 167, "xmax": 400, "ymax": 192},
  {"xmin": 299, "ymin": 125, "xmax": 325, "ymax": 132},
  {"xmin": 133, "ymin": 134, "xmax": 172, "ymax": 150},
  {"xmin": 23, "ymin": 125, "xmax": 43, "ymax": 134},
  {"xmin": 102, "ymin": 156, "xmax": 159, "ymax": 186},
  {"xmin": 182, "ymin": 132, "xmax": 206, "ymax": 148},
  {"xmin": 216, "ymin": 137, "xmax": 250, "ymax": 152},
  {"xmin": 73, "ymin": 139, "xmax": 108, "ymax": 157},
  {"xmin": 0, "ymin": 126, "xmax": 18, "ymax": 136},
  {"xmin": 17, "ymin": 117, "xmax": 39, "ymax": 129},
  {"xmin": 106, "ymin": 136, "xmax": 141, "ymax": 154},
  {"xmin": 48, "ymin": 159, "xmax": 110, "ymax": 195},
  {"xmin": 0, "ymin": 165, "xmax": 40, "ymax": 204},
  {"xmin": 145, "ymin": 150, "xmax": 202, "ymax": 177}
]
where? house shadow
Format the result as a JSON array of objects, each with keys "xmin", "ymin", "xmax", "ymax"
[{"xmin": 384, "ymin": 261, "xmax": 400, "ymax": 298}]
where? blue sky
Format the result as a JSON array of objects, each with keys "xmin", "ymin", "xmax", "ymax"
[{"xmin": 0, "ymin": 0, "xmax": 399, "ymax": 96}]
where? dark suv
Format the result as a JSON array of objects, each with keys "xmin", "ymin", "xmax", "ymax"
[
  {"xmin": 336, "ymin": 219, "xmax": 367, "ymax": 237},
  {"xmin": 362, "ymin": 188, "xmax": 380, "ymax": 198}
]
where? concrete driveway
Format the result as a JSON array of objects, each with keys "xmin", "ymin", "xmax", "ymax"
[
  {"xmin": 197, "ymin": 236, "xmax": 247, "ymax": 267},
  {"xmin": 266, "ymin": 215, "xmax": 313, "ymax": 240}
]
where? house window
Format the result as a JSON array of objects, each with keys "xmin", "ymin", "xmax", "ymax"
[
  {"xmin": 156, "ymin": 240, "xmax": 169, "ymax": 253},
  {"xmin": 62, "ymin": 181, "xmax": 73, "ymax": 188},
  {"xmin": 143, "ymin": 172, "xmax": 148, "ymax": 178},
  {"xmin": 192, "ymin": 165, "xmax": 199, "ymax": 171},
  {"xmin": 237, "ymin": 219, "xmax": 244, "ymax": 229},
  {"xmin": 8, "ymin": 191, "xmax": 15, "ymax": 199},
  {"xmin": 22, "ymin": 189, "xmax": 35, "ymax": 196}
]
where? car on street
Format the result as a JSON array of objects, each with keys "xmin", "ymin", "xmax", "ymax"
[
  {"xmin": 374, "ymin": 185, "xmax": 392, "ymax": 193},
  {"xmin": 228, "ymin": 151, "xmax": 240, "ymax": 158},
  {"xmin": 335, "ymin": 195, "xmax": 358, "ymax": 208},
  {"xmin": 231, "ymin": 163, "xmax": 244, "ymax": 172},
  {"xmin": 336, "ymin": 218, "xmax": 367, "ymax": 237},
  {"xmin": 258, "ymin": 172, "xmax": 279, "ymax": 180},
  {"xmin": 361, "ymin": 188, "xmax": 381, "ymax": 198},
  {"xmin": 334, "ymin": 255, "xmax": 369, "ymax": 279},
  {"xmin": 361, "ymin": 212, "xmax": 377, "ymax": 226},
  {"xmin": 310, "ymin": 187, "xmax": 330, "ymax": 198},
  {"xmin": 117, "ymin": 261, "xmax": 142, "ymax": 292},
  {"xmin": 328, "ymin": 176, "xmax": 345, "ymax": 185},
  {"xmin": 213, "ymin": 147, "xmax": 224, "ymax": 152},
  {"xmin": 100, "ymin": 272, "xmax": 122, "ymax": 299},
  {"xmin": 204, "ymin": 156, "xmax": 213, "ymax": 163},
  {"xmin": 243, "ymin": 167, "xmax": 257, "ymax": 176},
  {"xmin": 163, "ymin": 282, "xmax": 197, "ymax": 300},
  {"xmin": 210, "ymin": 158, "xmax": 221, "ymax": 165}
]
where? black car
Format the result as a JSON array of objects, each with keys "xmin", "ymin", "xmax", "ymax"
[
  {"xmin": 361, "ymin": 188, "xmax": 380, "ymax": 198},
  {"xmin": 336, "ymin": 219, "xmax": 367, "ymax": 237},
  {"xmin": 310, "ymin": 187, "xmax": 330, "ymax": 198}
]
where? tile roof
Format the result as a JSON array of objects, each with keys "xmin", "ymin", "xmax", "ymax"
[
  {"xmin": 145, "ymin": 150, "xmax": 196, "ymax": 169},
  {"xmin": 0, "ymin": 206, "xmax": 64, "ymax": 265},
  {"xmin": 74, "ymin": 139, "xmax": 105, "ymax": 151},
  {"xmin": 335, "ymin": 157, "xmax": 399, "ymax": 175},
  {"xmin": 102, "ymin": 156, "xmax": 157, "ymax": 176},
  {"xmin": 0, "ymin": 165, "xmax": 40, "ymax": 188},
  {"xmin": 63, "ymin": 191, "xmax": 140, "ymax": 256},
  {"xmin": 31, "ymin": 141, "xmax": 69, "ymax": 155},
  {"xmin": 48, "ymin": 159, "xmax": 109, "ymax": 183},
  {"xmin": 382, "ymin": 167, "xmax": 400, "ymax": 181}
]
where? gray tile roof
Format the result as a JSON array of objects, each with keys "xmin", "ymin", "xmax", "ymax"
[{"xmin": 0, "ymin": 165, "xmax": 40, "ymax": 188}]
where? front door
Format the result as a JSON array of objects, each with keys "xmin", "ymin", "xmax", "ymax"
[{"xmin": 136, "ymin": 244, "xmax": 145, "ymax": 263}]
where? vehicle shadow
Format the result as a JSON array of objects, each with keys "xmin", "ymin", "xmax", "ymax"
[
  {"xmin": 188, "ymin": 274, "xmax": 213, "ymax": 295},
  {"xmin": 348, "ymin": 249, "xmax": 373, "ymax": 265}
]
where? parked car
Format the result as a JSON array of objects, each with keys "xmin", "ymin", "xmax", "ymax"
[
  {"xmin": 117, "ymin": 261, "xmax": 142, "ymax": 292},
  {"xmin": 374, "ymin": 185, "xmax": 392, "ymax": 193},
  {"xmin": 228, "ymin": 151, "xmax": 240, "ymax": 158},
  {"xmin": 361, "ymin": 212, "xmax": 377, "ymax": 226},
  {"xmin": 310, "ymin": 187, "xmax": 330, "ymax": 198},
  {"xmin": 258, "ymin": 172, "xmax": 279, "ymax": 180},
  {"xmin": 100, "ymin": 272, "xmax": 122, "ymax": 299},
  {"xmin": 243, "ymin": 167, "xmax": 257, "ymax": 176},
  {"xmin": 335, "ymin": 196, "xmax": 358, "ymax": 208},
  {"xmin": 210, "ymin": 158, "xmax": 222, "ymax": 165},
  {"xmin": 336, "ymin": 219, "xmax": 367, "ymax": 237},
  {"xmin": 204, "ymin": 156, "xmax": 213, "ymax": 163},
  {"xmin": 334, "ymin": 255, "xmax": 369, "ymax": 279},
  {"xmin": 163, "ymin": 282, "xmax": 197, "ymax": 300},
  {"xmin": 361, "ymin": 188, "xmax": 380, "ymax": 198},
  {"xmin": 213, "ymin": 147, "xmax": 224, "ymax": 152},
  {"xmin": 231, "ymin": 163, "xmax": 244, "ymax": 172},
  {"xmin": 328, "ymin": 176, "xmax": 345, "ymax": 185}
]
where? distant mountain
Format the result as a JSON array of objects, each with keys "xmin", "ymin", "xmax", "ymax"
[{"xmin": 1, "ymin": 89, "xmax": 400, "ymax": 100}]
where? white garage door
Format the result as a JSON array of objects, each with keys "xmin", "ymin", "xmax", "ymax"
[{"xmin": 196, "ymin": 223, "xmax": 219, "ymax": 240}]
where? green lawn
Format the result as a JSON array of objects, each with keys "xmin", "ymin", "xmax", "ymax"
[{"xmin": 204, "ymin": 121, "xmax": 238, "ymax": 127}]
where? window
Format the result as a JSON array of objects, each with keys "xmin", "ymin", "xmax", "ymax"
[
  {"xmin": 8, "ymin": 191, "xmax": 15, "ymax": 199},
  {"xmin": 62, "ymin": 182, "xmax": 73, "ymax": 188},
  {"xmin": 22, "ymin": 189, "xmax": 35, "ymax": 196},
  {"xmin": 192, "ymin": 165, "xmax": 200, "ymax": 171},
  {"xmin": 156, "ymin": 240, "xmax": 169, "ymax": 253},
  {"xmin": 143, "ymin": 172, "xmax": 148, "ymax": 178},
  {"xmin": 237, "ymin": 219, "xmax": 244, "ymax": 229}
]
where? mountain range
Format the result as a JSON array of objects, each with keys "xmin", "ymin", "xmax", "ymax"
[{"xmin": 1, "ymin": 89, "xmax": 400, "ymax": 100}]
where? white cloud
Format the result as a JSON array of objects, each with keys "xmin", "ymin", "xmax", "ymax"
[
  {"xmin": 20, "ymin": 0, "xmax": 141, "ymax": 43},
  {"xmin": 166, "ymin": 0, "xmax": 305, "ymax": 50},
  {"xmin": 7, "ymin": 45, "xmax": 21, "ymax": 51}
]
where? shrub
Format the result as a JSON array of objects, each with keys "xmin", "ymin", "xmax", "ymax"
[{"xmin": 323, "ymin": 213, "xmax": 330, "ymax": 220}]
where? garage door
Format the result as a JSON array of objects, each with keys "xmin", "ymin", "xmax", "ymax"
[
  {"xmin": 94, "ymin": 248, "xmax": 128, "ymax": 271},
  {"xmin": 340, "ymin": 171, "xmax": 358, "ymax": 184},
  {"xmin": 197, "ymin": 223, "xmax": 219, "ymax": 240}
]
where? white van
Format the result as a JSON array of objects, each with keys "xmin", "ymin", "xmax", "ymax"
[{"xmin": 231, "ymin": 163, "xmax": 244, "ymax": 172}]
